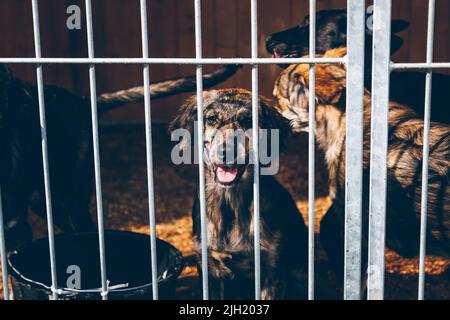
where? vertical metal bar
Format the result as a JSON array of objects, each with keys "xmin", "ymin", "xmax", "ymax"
[
  {"xmin": 307, "ymin": 0, "xmax": 316, "ymax": 300},
  {"xmin": 139, "ymin": 0, "xmax": 159, "ymax": 301},
  {"xmin": 84, "ymin": 0, "xmax": 108, "ymax": 300},
  {"xmin": 344, "ymin": 0, "xmax": 365, "ymax": 300},
  {"xmin": 418, "ymin": 0, "xmax": 435, "ymax": 301},
  {"xmin": 367, "ymin": 0, "xmax": 392, "ymax": 300},
  {"xmin": 31, "ymin": 0, "xmax": 59, "ymax": 300},
  {"xmin": 194, "ymin": 0, "xmax": 209, "ymax": 300},
  {"xmin": 251, "ymin": 0, "xmax": 261, "ymax": 300},
  {"xmin": 0, "ymin": 186, "xmax": 10, "ymax": 300}
]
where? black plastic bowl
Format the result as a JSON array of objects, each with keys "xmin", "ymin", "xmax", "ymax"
[{"xmin": 7, "ymin": 230, "xmax": 184, "ymax": 300}]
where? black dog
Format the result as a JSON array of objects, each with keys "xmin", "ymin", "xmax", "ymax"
[
  {"xmin": 0, "ymin": 64, "xmax": 240, "ymax": 249},
  {"xmin": 265, "ymin": 8, "xmax": 450, "ymax": 124},
  {"xmin": 170, "ymin": 89, "xmax": 308, "ymax": 299}
]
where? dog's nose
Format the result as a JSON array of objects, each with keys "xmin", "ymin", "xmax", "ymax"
[
  {"xmin": 265, "ymin": 35, "xmax": 275, "ymax": 51},
  {"xmin": 216, "ymin": 145, "xmax": 237, "ymax": 165}
]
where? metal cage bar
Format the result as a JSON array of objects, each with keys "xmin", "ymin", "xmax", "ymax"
[
  {"xmin": 84, "ymin": 0, "xmax": 109, "ymax": 300},
  {"xmin": 391, "ymin": 62, "xmax": 450, "ymax": 70},
  {"xmin": 418, "ymin": 0, "xmax": 436, "ymax": 301},
  {"xmin": 251, "ymin": 0, "xmax": 261, "ymax": 301},
  {"xmin": 139, "ymin": 0, "xmax": 159, "ymax": 300},
  {"xmin": 0, "ymin": 57, "xmax": 345, "ymax": 65},
  {"xmin": 367, "ymin": 0, "xmax": 392, "ymax": 300},
  {"xmin": 307, "ymin": 0, "xmax": 316, "ymax": 301},
  {"xmin": 193, "ymin": 0, "xmax": 209, "ymax": 301},
  {"xmin": 0, "ymin": 186, "xmax": 10, "ymax": 300},
  {"xmin": 31, "ymin": 0, "xmax": 59, "ymax": 300},
  {"xmin": 344, "ymin": 0, "xmax": 365, "ymax": 300}
]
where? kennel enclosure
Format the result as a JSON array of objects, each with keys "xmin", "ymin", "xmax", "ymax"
[{"xmin": 0, "ymin": 0, "xmax": 445, "ymax": 300}]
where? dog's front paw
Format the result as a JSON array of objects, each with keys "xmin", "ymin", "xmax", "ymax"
[{"xmin": 209, "ymin": 250, "xmax": 235, "ymax": 280}]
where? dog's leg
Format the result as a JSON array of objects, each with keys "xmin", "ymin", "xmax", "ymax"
[
  {"xmin": 209, "ymin": 250, "xmax": 235, "ymax": 280},
  {"xmin": 195, "ymin": 250, "xmax": 233, "ymax": 299},
  {"xmin": 261, "ymin": 275, "xmax": 285, "ymax": 300},
  {"xmin": 320, "ymin": 200, "xmax": 345, "ymax": 298}
]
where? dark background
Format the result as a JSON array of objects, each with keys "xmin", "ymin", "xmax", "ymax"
[{"xmin": 1, "ymin": 0, "xmax": 449, "ymax": 123}]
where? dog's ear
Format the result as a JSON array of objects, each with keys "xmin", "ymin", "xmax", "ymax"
[
  {"xmin": 313, "ymin": 63, "xmax": 346, "ymax": 104},
  {"xmin": 260, "ymin": 99, "xmax": 290, "ymax": 133},
  {"xmin": 337, "ymin": 16, "xmax": 347, "ymax": 34},
  {"xmin": 391, "ymin": 19, "xmax": 409, "ymax": 34},
  {"xmin": 300, "ymin": 48, "xmax": 347, "ymax": 104},
  {"xmin": 169, "ymin": 95, "xmax": 198, "ymax": 133},
  {"xmin": 0, "ymin": 64, "xmax": 11, "ymax": 114},
  {"xmin": 390, "ymin": 35, "xmax": 404, "ymax": 55},
  {"xmin": 260, "ymin": 98, "xmax": 291, "ymax": 149},
  {"xmin": 169, "ymin": 95, "xmax": 199, "ymax": 154}
]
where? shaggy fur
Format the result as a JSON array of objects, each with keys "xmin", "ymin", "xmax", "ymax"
[
  {"xmin": 170, "ymin": 89, "xmax": 308, "ymax": 299},
  {"xmin": 265, "ymin": 8, "xmax": 450, "ymax": 124},
  {"xmin": 0, "ymin": 65, "xmax": 240, "ymax": 249},
  {"xmin": 273, "ymin": 48, "xmax": 449, "ymax": 291}
]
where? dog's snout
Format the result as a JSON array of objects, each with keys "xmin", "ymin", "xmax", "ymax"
[{"xmin": 216, "ymin": 145, "xmax": 237, "ymax": 164}]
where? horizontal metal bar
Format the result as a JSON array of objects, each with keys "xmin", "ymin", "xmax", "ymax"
[
  {"xmin": 0, "ymin": 57, "xmax": 346, "ymax": 65},
  {"xmin": 392, "ymin": 62, "xmax": 450, "ymax": 70}
]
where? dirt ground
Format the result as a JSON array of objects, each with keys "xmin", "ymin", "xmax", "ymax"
[{"xmin": 0, "ymin": 124, "xmax": 448, "ymax": 299}]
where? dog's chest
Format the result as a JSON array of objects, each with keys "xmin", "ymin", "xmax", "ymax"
[{"xmin": 207, "ymin": 209, "xmax": 253, "ymax": 252}]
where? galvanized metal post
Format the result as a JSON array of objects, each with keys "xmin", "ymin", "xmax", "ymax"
[
  {"xmin": 367, "ymin": 0, "xmax": 392, "ymax": 300},
  {"xmin": 85, "ymin": 0, "xmax": 109, "ymax": 300},
  {"xmin": 418, "ymin": 0, "xmax": 436, "ymax": 301},
  {"xmin": 251, "ymin": 0, "xmax": 261, "ymax": 301},
  {"xmin": 308, "ymin": 0, "xmax": 316, "ymax": 300},
  {"xmin": 194, "ymin": 0, "xmax": 209, "ymax": 300},
  {"xmin": 31, "ymin": 0, "xmax": 59, "ymax": 300},
  {"xmin": 139, "ymin": 0, "xmax": 159, "ymax": 300},
  {"xmin": 0, "ymin": 186, "xmax": 10, "ymax": 300},
  {"xmin": 344, "ymin": 0, "xmax": 366, "ymax": 300}
]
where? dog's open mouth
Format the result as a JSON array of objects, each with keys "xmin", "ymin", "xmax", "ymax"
[
  {"xmin": 215, "ymin": 165, "xmax": 245, "ymax": 186},
  {"xmin": 272, "ymin": 50, "xmax": 284, "ymax": 58}
]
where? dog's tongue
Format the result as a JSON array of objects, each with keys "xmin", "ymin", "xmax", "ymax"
[
  {"xmin": 272, "ymin": 52, "xmax": 282, "ymax": 58},
  {"xmin": 216, "ymin": 167, "xmax": 238, "ymax": 183}
]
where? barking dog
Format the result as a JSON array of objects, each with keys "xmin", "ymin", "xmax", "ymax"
[
  {"xmin": 0, "ymin": 64, "xmax": 240, "ymax": 249},
  {"xmin": 272, "ymin": 48, "xmax": 449, "ymax": 293},
  {"xmin": 170, "ymin": 89, "xmax": 308, "ymax": 299},
  {"xmin": 265, "ymin": 7, "xmax": 450, "ymax": 124}
]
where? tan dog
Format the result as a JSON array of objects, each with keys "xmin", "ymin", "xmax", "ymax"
[{"xmin": 273, "ymin": 47, "xmax": 450, "ymax": 291}]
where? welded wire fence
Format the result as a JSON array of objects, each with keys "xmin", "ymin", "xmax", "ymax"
[{"xmin": 0, "ymin": 0, "xmax": 443, "ymax": 300}]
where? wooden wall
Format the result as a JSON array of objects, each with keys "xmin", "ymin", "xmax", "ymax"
[{"xmin": 1, "ymin": 0, "xmax": 449, "ymax": 123}]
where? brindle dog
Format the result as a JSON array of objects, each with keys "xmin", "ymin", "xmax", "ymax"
[
  {"xmin": 265, "ymin": 8, "xmax": 450, "ymax": 124},
  {"xmin": 0, "ymin": 64, "xmax": 240, "ymax": 249},
  {"xmin": 273, "ymin": 48, "xmax": 449, "ymax": 294},
  {"xmin": 170, "ymin": 89, "xmax": 308, "ymax": 299}
]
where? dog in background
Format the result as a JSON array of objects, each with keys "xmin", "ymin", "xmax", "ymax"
[
  {"xmin": 273, "ymin": 47, "xmax": 449, "ymax": 293},
  {"xmin": 170, "ymin": 89, "xmax": 308, "ymax": 299},
  {"xmin": 265, "ymin": 8, "xmax": 450, "ymax": 124},
  {"xmin": 0, "ymin": 64, "xmax": 240, "ymax": 249}
]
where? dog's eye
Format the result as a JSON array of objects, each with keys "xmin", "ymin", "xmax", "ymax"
[
  {"xmin": 239, "ymin": 117, "xmax": 252, "ymax": 129},
  {"xmin": 206, "ymin": 115, "xmax": 218, "ymax": 125},
  {"xmin": 328, "ymin": 30, "xmax": 337, "ymax": 37}
]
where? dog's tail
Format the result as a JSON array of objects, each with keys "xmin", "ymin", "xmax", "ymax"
[{"xmin": 96, "ymin": 65, "xmax": 241, "ymax": 113}]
